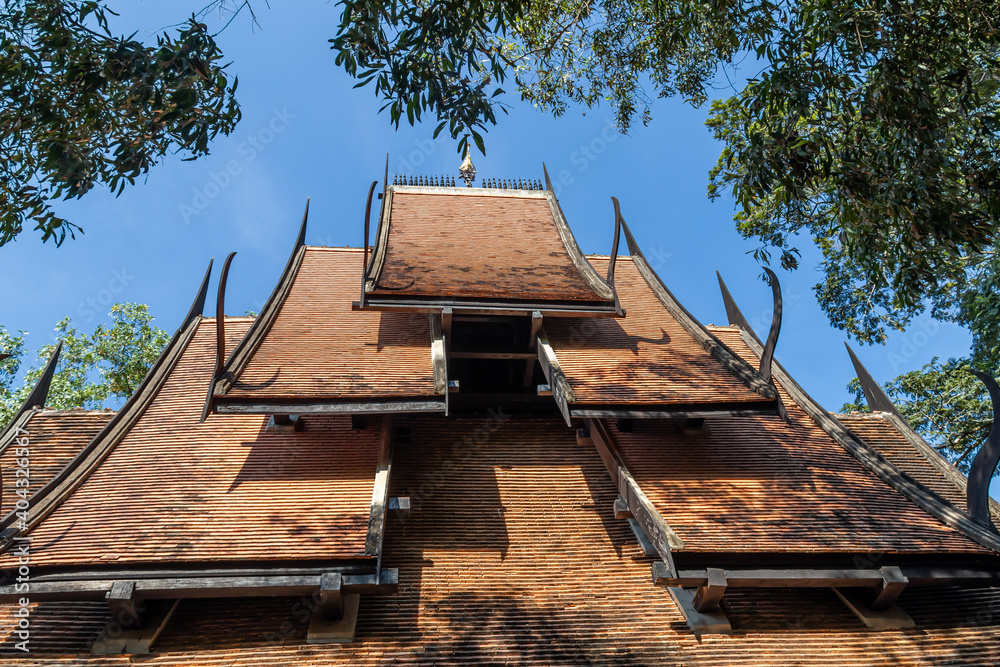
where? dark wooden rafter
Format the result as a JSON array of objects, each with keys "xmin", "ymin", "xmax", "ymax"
[
  {"xmin": 732, "ymin": 326, "xmax": 1000, "ymax": 553},
  {"xmin": 211, "ymin": 201, "xmax": 309, "ymax": 400},
  {"xmin": 536, "ymin": 329, "xmax": 576, "ymax": 426},
  {"xmin": 584, "ymin": 418, "xmax": 685, "ymax": 575},
  {"xmin": 0, "ymin": 260, "xmax": 214, "ymax": 546},
  {"xmin": 845, "ymin": 342, "xmax": 906, "ymax": 420},
  {"xmin": 0, "ymin": 340, "xmax": 63, "ymax": 450},
  {"xmin": 201, "ymin": 252, "xmax": 236, "ymax": 423},
  {"xmin": 215, "ymin": 399, "xmax": 445, "ymax": 415},
  {"xmin": 360, "ymin": 179, "xmax": 379, "ymax": 307},
  {"xmin": 968, "ymin": 371, "xmax": 1000, "ymax": 531},
  {"xmin": 617, "ymin": 219, "xmax": 778, "ymax": 404},
  {"xmin": 569, "ymin": 402, "xmax": 781, "ymax": 420}
]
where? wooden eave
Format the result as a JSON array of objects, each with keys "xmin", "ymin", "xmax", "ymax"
[{"xmin": 0, "ymin": 263, "xmax": 214, "ymax": 548}]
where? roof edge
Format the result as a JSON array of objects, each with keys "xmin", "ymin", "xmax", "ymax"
[
  {"xmin": 874, "ymin": 411, "xmax": 1000, "ymax": 523},
  {"xmin": 365, "ymin": 185, "xmax": 394, "ymax": 292},
  {"xmin": 845, "ymin": 342, "xmax": 908, "ymax": 421},
  {"xmin": 215, "ymin": 204, "xmax": 309, "ymax": 396},
  {"xmin": 544, "ymin": 191, "xmax": 616, "ymax": 301},
  {"xmin": 620, "ymin": 222, "xmax": 779, "ymax": 404},
  {"xmin": 734, "ymin": 328, "xmax": 1000, "ymax": 554},
  {"xmin": 0, "ymin": 315, "xmax": 203, "ymax": 550}
]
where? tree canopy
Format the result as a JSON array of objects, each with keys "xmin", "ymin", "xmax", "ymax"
[
  {"xmin": 0, "ymin": 0, "xmax": 240, "ymax": 246},
  {"xmin": 0, "ymin": 302, "xmax": 168, "ymax": 425}
]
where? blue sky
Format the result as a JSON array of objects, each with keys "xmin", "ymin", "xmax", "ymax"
[{"xmin": 1, "ymin": 2, "xmax": 988, "ymax": 491}]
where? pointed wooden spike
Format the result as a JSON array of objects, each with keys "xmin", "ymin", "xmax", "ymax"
[
  {"xmin": 844, "ymin": 342, "xmax": 903, "ymax": 418},
  {"xmin": 22, "ymin": 340, "xmax": 63, "ymax": 411},
  {"xmin": 969, "ymin": 370, "xmax": 1000, "ymax": 531},
  {"xmin": 180, "ymin": 258, "xmax": 215, "ymax": 332},
  {"xmin": 543, "ymin": 162, "xmax": 553, "ymax": 191},
  {"xmin": 715, "ymin": 271, "xmax": 753, "ymax": 334},
  {"xmin": 295, "ymin": 199, "xmax": 309, "ymax": 250}
]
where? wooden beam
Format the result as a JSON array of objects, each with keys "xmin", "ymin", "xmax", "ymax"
[
  {"xmin": 91, "ymin": 599, "xmax": 179, "ymax": 655},
  {"xmin": 0, "ymin": 569, "xmax": 399, "ymax": 603},
  {"xmin": 354, "ymin": 299, "xmax": 620, "ymax": 317},
  {"xmin": 537, "ymin": 329, "xmax": 576, "ymax": 426},
  {"xmin": 667, "ymin": 587, "xmax": 732, "ymax": 635},
  {"xmin": 215, "ymin": 399, "xmax": 445, "ymax": 415},
  {"xmin": 584, "ymin": 420, "xmax": 684, "ymax": 574}
]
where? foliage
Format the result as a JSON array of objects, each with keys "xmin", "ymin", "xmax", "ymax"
[
  {"xmin": 0, "ymin": 303, "xmax": 168, "ymax": 425},
  {"xmin": 0, "ymin": 0, "xmax": 241, "ymax": 246},
  {"xmin": 331, "ymin": 0, "xmax": 526, "ymax": 155},
  {"xmin": 0, "ymin": 326, "xmax": 27, "ymax": 409},
  {"xmin": 332, "ymin": 0, "xmax": 1000, "ymax": 344}
]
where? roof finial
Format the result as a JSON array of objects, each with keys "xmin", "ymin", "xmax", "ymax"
[{"xmin": 459, "ymin": 141, "xmax": 476, "ymax": 187}]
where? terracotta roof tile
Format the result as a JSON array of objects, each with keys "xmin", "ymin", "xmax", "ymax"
[
  {"xmin": 545, "ymin": 257, "xmax": 773, "ymax": 407},
  {"xmin": 595, "ymin": 325, "xmax": 992, "ymax": 554},
  {"xmin": 3, "ymin": 415, "xmax": 1000, "ymax": 663},
  {"xmin": 1, "ymin": 319, "xmax": 380, "ymax": 570},
  {"xmin": 838, "ymin": 412, "xmax": 1000, "ymax": 525},
  {"xmin": 370, "ymin": 190, "xmax": 610, "ymax": 303},
  {"xmin": 226, "ymin": 247, "xmax": 436, "ymax": 401},
  {"xmin": 0, "ymin": 409, "xmax": 113, "ymax": 516}
]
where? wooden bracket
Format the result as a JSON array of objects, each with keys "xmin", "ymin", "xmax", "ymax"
[
  {"xmin": 318, "ymin": 572, "xmax": 345, "ymax": 621},
  {"xmin": 692, "ymin": 568, "xmax": 728, "ymax": 612},
  {"xmin": 870, "ymin": 565, "xmax": 908, "ymax": 610},
  {"xmin": 833, "ymin": 587, "xmax": 915, "ymax": 630},
  {"xmin": 266, "ymin": 414, "xmax": 302, "ymax": 433},
  {"xmin": 667, "ymin": 587, "xmax": 732, "ymax": 635},
  {"xmin": 92, "ymin": 598, "xmax": 179, "ymax": 655},
  {"xmin": 105, "ymin": 581, "xmax": 146, "ymax": 630}
]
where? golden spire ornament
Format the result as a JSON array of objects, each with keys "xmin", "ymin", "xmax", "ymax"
[{"xmin": 458, "ymin": 143, "xmax": 476, "ymax": 187}]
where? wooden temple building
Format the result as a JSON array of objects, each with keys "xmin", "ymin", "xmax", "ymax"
[{"xmin": 2, "ymin": 163, "xmax": 1000, "ymax": 664}]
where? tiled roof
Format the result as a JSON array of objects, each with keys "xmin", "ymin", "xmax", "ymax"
[
  {"xmin": 838, "ymin": 412, "xmax": 1000, "ymax": 526},
  {"xmin": 545, "ymin": 257, "xmax": 776, "ymax": 408},
  {"xmin": 3, "ymin": 416, "xmax": 1000, "ymax": 663},
  {"xmin": 0, "ymin": 409, "xmax": 113, "ymax": 516},
  {"xmin": 367, "ymin": 188, "xmax": 614, "ymax": 304},
  {"xmin": 0, "ymin": 319, "xmax": 381, "ymax": 570},
  {"xmin": 223, "ymin": 247, "xmax": 437, "ymax": 402},
  {"xmin": 588, "ymin": 324, "xmax": 994, "ymax": 555}
]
